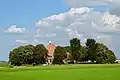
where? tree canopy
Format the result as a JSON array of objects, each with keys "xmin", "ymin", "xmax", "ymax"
[
  {"xmin": 85, "ymin": 39, "xmax": 96, "ymax": 62},
  {"xmin": 53, "ymin": 46, "xmax": 67, "ymax": 64},
  {"xmin": 70, "ymin": 38, "xmax": 81, "ymax": 61},
  {"xmin": 9, "ymin": 44, "xmax": 47, "ymax": 66},
  {"xmin": 9, "ymin": 38, "xmax": 116, "ymax": 66}
]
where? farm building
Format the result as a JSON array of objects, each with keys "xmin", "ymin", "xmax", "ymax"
[{"xmin": 46, "ymin": 41, "xmax": 56, "ymax": 65}]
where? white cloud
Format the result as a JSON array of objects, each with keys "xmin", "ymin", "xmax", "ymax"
[
  {"xmin": 109, "ymin": 0, "xmax": 120, "ymax": 15},
  {"xmin": 92, "ymin": 11, "xmax": 120, "ymax": 32},
  {"xmin": 110, "ymin": 0, "xmax": 120, "ymax": 7},
  {"xmin": 14, "ymin": 39, "xmax": 40, "ymax": 46},
  {"xmin": 4, "ymin": 25, "xmax": 27, "ymax": 33},
  {"xmin": 14, "ymin": 39, "xmax": 41, "ymax": 46},
  {"xmin": 66, "ymin": 0, "xmax": 120, "ymax": 8},
  {"xmin": 35, "ymin": 7, "xmax": 120, "ymax": 47},
  {"xmin": 66, "ymin": 0, "xmax": 112, "ymax": 8},
  {"xmin": 16, "ymin": 40, "xmax": 29, "ymax": 44},
  {"xmin": 33, "ymin": 39, "xmax": 39, "ymax": 43},
  {"xmin": 93, "ymin": 34, "xmax": 112, "ymax": 45},
  {"xmin": 46, "ymin": 33, "xmax": 56, "ymax": 37},
  {"xmin": 66, "ymin": 0, "xmax": 120, "ymax": 15}
]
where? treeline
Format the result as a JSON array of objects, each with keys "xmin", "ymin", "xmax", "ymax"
[{"xmin": 9, "ymin": 38, "xmax": 116, "ymax": 66}]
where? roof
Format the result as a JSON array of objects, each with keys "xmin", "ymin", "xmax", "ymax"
[{"xmin": 47, "ymin": 43, "xmax": 56, "ymax": 55}]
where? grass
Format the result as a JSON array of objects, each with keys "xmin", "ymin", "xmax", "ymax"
[
  {"xmin": 0, "ymin": 62, "xmax": 9, "ymax": 68},
  {"xmin": 0, "ymin": 64, "xmax": 120, "ymax": 80}
]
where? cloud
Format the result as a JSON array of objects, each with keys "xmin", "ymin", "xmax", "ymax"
[
  {"xmin": 66, "ymin": 0, "xmax": 120, "ymax": 15},
  {"xmin": 35, "ymin": 7, "xmax": 120, "ymax": 47},
  {"xmin": 46, "ymin": 33, "xmax": 56, "ymax": 37},
  {"xmin": 33, "ymin": 39, "xmax": 39, "ymax": 43},
  {"xmin": 109, "ymin": 0, "xmax": 120, "ymax": 15},
  {"xmin": 92, "ymin": 33, "xmax": 112, "ymax": 45},
  {"xmin": 16, "ymin": 40, "xmax": 29, "ymax": 44},
  {"xmin": 66, "ymin": 0, "xmax": 120, "ymax": 7},
  {"xmin": 66, "ymin": 0, "xmax": 112, "ymax": 8},
  {"xmin": 14, "ymin": 39, "xmax": 38, "ymax": 46},
  {"xmin": 14, "ymin": 38, "xmax": 45, "ymax": 46},
  {"xmin": 4, "ymin": 25, "xmax": 27, "ymax": 33},
  {"xmin": 92, "ymin": 12, "xmax": 120, "ymax": 32}
]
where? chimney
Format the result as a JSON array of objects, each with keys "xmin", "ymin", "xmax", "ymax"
[{"xmin": 49, "ymin": 41, "xmax": 52, "ymax": 44}]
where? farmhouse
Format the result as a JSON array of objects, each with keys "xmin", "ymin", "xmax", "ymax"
[
  {"xmin": 45, "ymin": 41, "xmax": 73, "ymax": 65},
  {"xmin": 46, "ymin": 41, "xmax": 56, "ymax": 65}
]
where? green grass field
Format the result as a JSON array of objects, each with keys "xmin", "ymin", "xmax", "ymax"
[{"xmin": 0, "ymin": 64, "xmax": 120, "ymax": 80}]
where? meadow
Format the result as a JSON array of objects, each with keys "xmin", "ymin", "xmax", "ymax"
[{"xmin": 0, "ymin": 64, "xmax": 120, "ymax": 80}]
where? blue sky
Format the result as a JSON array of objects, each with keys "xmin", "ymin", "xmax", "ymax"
[
  {"xmin": 0, "ymin": 0, "xmax": 69, "ymax": 60},
  {"xmin": 0, "ymin": 0, "xmax": 120, "ymax": 61},
  {"xmin": 0, "ymin": 0, "xmax": 69, "ymax": 29}
]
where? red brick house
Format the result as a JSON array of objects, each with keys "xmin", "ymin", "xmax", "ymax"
[{"xmin": 46, "ymin": 41, "xmax": 56, "ymax": 65}]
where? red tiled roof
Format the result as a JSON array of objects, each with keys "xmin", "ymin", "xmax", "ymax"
[{"xmin": 47, "ymin": 43, "xmax": 56, "ymax": 55}]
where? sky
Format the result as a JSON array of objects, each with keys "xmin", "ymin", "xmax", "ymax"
[{"xmin": 0, "ymin": 0, "xmax": 120, "ymax": 61}]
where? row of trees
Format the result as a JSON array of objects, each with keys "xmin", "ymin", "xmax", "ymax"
[
  {"xmin": 9, "ymin": 38, "xmax": 116, "ymax": 66},
  {"xmin": 67, "ymin": 38, "xmax": 116, "ymax": 64},
  {"xmin": 9, "ymin": 44, "xmax": 67, "ymax": 66},
  {"xmin": 9, "ymin": 44, "xmax": 47, "ymax": 66}
]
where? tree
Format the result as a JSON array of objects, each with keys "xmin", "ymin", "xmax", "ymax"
[
  {"xmin": 64, "ymin": 46, "xmax": 71, "ymax": 53},
  {"xmin": 34, "ymin": 44, "xmax": 48, "ymax": 65},
  {"xmin": 9, "ymin": 45, "xmax": 35, "ymax": 66},
  {"xmin": 9, "ymin": 44, "xmax": 48, "ymax": 66},
  {"xmin": 9, "ymin": 46, "xmax": 25, "ymax": 66},
  {"xmin": 23, "ymin": 45, "xmax": 35, "ymax": 64},
  {"xmin": 70, "ymin": 38, "xmax": 81, "ymax": 61},
  {"xmin": 53, "ymin": 46, "xmax": 67, "ymax": 64},
  {"xmin": 85, "ymin": 39, "xmax": 96, "ymax": 62},
  {"xmin": 95, "ymin": 43, "xmax": 116, "ymax": 64},
  {"xmin": 80, "ymin": 46, "xmax": 87, "ymax": 61},
  {"xmin": 64, "ymin": 46, "xmax": 73, "ymax": 61},
  {"xmin": 95, "ymin": 43, "xmax": 108, "ymax": 64},
  {"xmin": 106, "ymin": 50, "xmax": 116, "ymax": 64},
  {"xmin": 9, "ymin": 38, "xmax": 116, "ymax": 65}
]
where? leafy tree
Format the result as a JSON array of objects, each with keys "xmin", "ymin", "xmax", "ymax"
[
  {"xmin": 9, "ymin": 44, "xmax": 47, "ymax": 66},
  {"xmin": 85, "ymin": 39, "xmax": 96, "ymax": 62},
  {"xmin": 70, "ymin": 38, "xmax": 81, "ymax": 61},
  {"xmin": 9, "ymin": 38, "xmax": 116, "ymax": 65},
  {"xmin": 53, "ymin": 46, "xmax": 67, "ymax": 64},
  {"xmin": 64, "ymin": 46, "xmax": 71, "ymax": 53},
  {"xmin": 80, "ymin": 46, "xmax": 87, "ymax": 61},
  {"xmin": 64, "ymin": 46, "xmax": 73, "ymax": 61},
  {"xmin": 95, "ymin": 43, "xmax": 108, "ymax": 64},
  {"xmin": 106, "ymin": 50, "xmax": 116, "ymax": 64},
  {"xmin": 34, "ymin": 44, "xmax": 48, "ymax": 64},
  {"xmin": 9, "ymin": 46, "xmax": 28, "ymax": 66},
  {"xmin": 95, "ymin": 43, "xmax": 116, "ymax": 64},
  {"xmin": 23, "ymin": 45, "xmax": 35, "ymax": 64}
]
